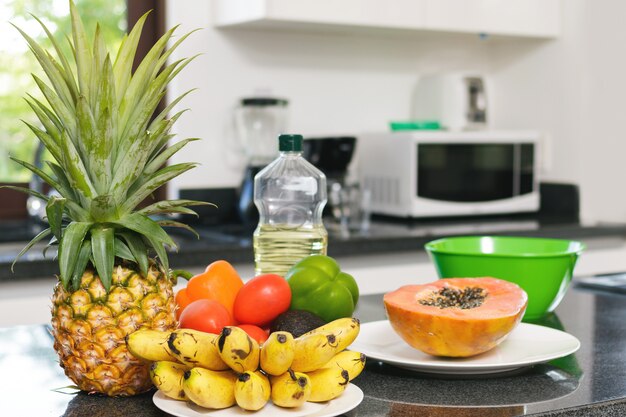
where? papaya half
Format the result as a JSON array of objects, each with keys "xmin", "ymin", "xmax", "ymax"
[{"xmin": 384, "ymin": 277, "xmax": 528, "ymax": 358}]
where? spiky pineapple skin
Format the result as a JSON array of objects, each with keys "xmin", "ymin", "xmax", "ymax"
[{"xmin": 51, "ymin": 262, "xmax": 176, "ymax": 396}]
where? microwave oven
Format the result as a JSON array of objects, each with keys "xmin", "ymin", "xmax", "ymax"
[{"xmin": 357, "ymin": 131, "xmax": 541, "ymax": 218}]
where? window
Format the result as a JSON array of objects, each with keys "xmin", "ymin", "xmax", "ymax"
[{"xmin": 0, "ymin": 0, "xmax": 165, "ymax": 219}]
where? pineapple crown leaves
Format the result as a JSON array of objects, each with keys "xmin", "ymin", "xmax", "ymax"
[{"xmin": 6, "ymin": 1, "xmax": 212, "ymax": 291}]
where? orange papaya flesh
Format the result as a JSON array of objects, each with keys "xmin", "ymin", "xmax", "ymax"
[{"xmin": 384, "ymin": 277, "xmax": 528, "ymax": 358}]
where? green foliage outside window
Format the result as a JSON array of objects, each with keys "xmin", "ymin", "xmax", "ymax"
[{"xmin": 0, "ymin": 0, "xmax": 126, "ymax": 181}]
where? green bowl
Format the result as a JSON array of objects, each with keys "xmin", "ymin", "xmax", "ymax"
[{"xmin": 424, "ymin": 236, "xmax": 585, "ymax": 320}]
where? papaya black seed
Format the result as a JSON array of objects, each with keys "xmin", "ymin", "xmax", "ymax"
[{"xmin": 419, "ymin": 286, "xmax": 487, "ymax": 309}]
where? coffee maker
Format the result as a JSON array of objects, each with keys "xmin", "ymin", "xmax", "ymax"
[
  {"xmin": 235, "ymin": 97, "xmax": 289, "ymax": 225},
  {"xmin": 303, "ymin": 136, "xmax": 357, "ymax": 222},
  {"xmin": 303, "ymin": 136, "xmax": 356, "ymax": 190}
]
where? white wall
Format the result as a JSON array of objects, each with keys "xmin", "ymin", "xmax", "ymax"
[
  {"xmin": 165, "ymin": 0, "xmax": 492, "ymax": 192},
  {"xmin": 579, "ymin": 2, "xmax": 626, "ymax": 222},
  {"xmin": 492, "ymin": 0, "xmax": 626, "ymax": 222},
  {"xmin": 490, "ymin": 1, "xmax": 586, "ymax": 185},
  {"xmin": 166, "ymin": 0, "xmax": 626, "ymax": 223}
]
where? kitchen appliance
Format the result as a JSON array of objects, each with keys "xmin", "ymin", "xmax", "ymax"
[
  {"xmin": 412, "ymin": 73, "xmax": 489, "ymax": 131},
  {"xmin": 303, "ymin": 137, "xmax": 360, "ymax": 222},
  {"xmin": 234, "ymin": 96, "xmax": 289, "ymax": 224},
  {"xmin": 357, "ymin": 131, "xmax": 541, "ymax": 218},
  {"xmin": 303, "ymin": 136, "xmax": 356, "ymax": 189}
]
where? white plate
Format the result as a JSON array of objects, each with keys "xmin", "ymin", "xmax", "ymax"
[
  {"xmin": 153, "ymin": 383, "xmax": 363, "ymax": 417},
  {"xmin": 351, "ymin": 320, "xmax": 581, "ymax": 375}
]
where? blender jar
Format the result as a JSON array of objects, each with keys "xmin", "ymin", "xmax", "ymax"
[
  {"xmin": 235, "ymin": 97, "xmax": 289, "ymax": 225},
  {"xmin": 234, "ymin": 97, "xmax": 289, "ymax": 166}
]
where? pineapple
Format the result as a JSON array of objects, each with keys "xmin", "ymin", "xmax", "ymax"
[{"xmin": 9, "ymin": 1, "xmax": 206, "ymax": 396}]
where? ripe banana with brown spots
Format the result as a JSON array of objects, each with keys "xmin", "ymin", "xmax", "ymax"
[
  {"xmin": 182, "ymin": 367, "xmax": 238, "ymax": 409},
  {"xmin": 167, "ymin": 329, "xmax": 229, "ymax": 371},
  {"xmin": 126, "ymin": 329, "xmax": 177, "ymax": 362},
  {"xmin": 321, "ymin": 350, "xmax": 366, "ymax": 381},
  {"xmin": 302, "ymin": 317, "xmax": 361, "ymax": 351},
  {"xmin": 291, "ymin": 331, "xmax": 343, "ymax": 372},
  {"xmin": 270, "ymin": 369, "xmax": 311, "ymax": 408},
  {"xmin": 149, "ymin": 361, "xmax": 189, "ymax": 401},
  {"xmin": 307, "ymin": 366, "xmax": 350, "ymax": 402},
  {"xmin": 217, "ymin": 326, "xmax": 260, "ymax": 372},
  {"xmin": 234, "ymin": 371, "xmax": 271, "ymax": 411},
  {"xmin": 260, "ymin": 331, "xmax": 294, "ymax": 376}
]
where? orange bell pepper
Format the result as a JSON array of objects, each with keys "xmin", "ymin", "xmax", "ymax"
[
  {"xmin": 185, "ymin": 260, "xmax": 244, "ymax": 318},
  {"xmin": 175, "ymin": 288, "xmax": 192, "ymax": 320}
]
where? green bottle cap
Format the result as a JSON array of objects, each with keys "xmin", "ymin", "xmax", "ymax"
[{"xmin": 278, "ymin": 134, "xmax": 303, "ymax": 152}]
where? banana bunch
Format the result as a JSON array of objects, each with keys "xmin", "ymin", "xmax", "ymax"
[{"xmin": 125, "ymin": 317, "xmax": 366, "ymax": 411}]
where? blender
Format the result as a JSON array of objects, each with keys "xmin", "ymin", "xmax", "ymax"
[{"xmin": 235, "ymin": 97, "xmax": 289, "ymax": 225}]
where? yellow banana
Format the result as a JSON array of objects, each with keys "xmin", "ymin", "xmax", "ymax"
[
  {"xmin": 217, "ymin": 326, "xmax": 260, "ymax": 372},
  {"xmin": 234, "ymin": 371, "xmax": 271, "ymax": 411},
  {"xmin": 303, "ymin": 317, "xmax": 361, "ymax": 351},
  {"xmin": 291, "ymin": 332, "xmax": 342, "ymax": 372},
  {"xmin": 270, "ymin": 369, "xmax": 311, "ymax": 408},
  {"xmin": 126, "ymin": 329, "xmax": 177, "ymax": 362},
  {"xmin": 307, "ymin": 366, "xmax": 350, "ymax": 402},
  {"xmin": 182, "ymin": 367, "xmax": 237, "ymax": 409},
  {"xmin": 260, "ymin": 331, "xmax": 295, "ymax": 376},
  {"xmin": 149, "ymin": 361, "xmax": 189, "ymax": 401},
  {"xmin": 321, "ymin": 350, "xmax": 366, "ymax": 381},
  {"xmin": 167, "ymin": 329, "xmax": 229, "ymax": 371}
]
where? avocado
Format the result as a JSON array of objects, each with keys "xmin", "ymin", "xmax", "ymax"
[{"xmin": 270, "ymin": 310, "xmax": 326, "ymax": 337}]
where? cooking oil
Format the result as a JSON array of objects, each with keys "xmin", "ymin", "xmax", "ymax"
[
  {"xmin": 253, "ymin": 224, "xmax": 328, "ymax": 276},
  {"xmin": 253, "ymin": 134, "xmax": 328, "ymax": 276}
]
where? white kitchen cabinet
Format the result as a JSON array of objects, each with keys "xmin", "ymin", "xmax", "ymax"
[
  {"xmin": 214, "ymin": 0, "xmax": 427, "ymax": 31},
  {"xmin": 424, "ymin": 0, "xmax": 560, "ymax": 38},
  {"xmin": 213, "ymin": 0, "xmax": 560, "ymax": 39}
]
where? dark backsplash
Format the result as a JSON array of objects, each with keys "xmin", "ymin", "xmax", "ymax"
[
  {"xmin": 179, "ymin": 188, "xmax": 240, "ymax": 225},
  {"xmin": 180, "ymin": 182, "xmax": 581, "ymax": 226}
]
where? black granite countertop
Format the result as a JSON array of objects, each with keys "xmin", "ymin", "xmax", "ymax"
[
  {"xmin": 3, "ymin": 213, "xmax": 626, "ymax": 281},
  {"xmin": 2, "ymin": 283, "xmax": 626, "ymax": 416}
]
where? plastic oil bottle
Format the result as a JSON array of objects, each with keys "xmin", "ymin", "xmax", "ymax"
[{"xmin": 253, "ymin": 134, "xmax": 328, "ymax": 276}]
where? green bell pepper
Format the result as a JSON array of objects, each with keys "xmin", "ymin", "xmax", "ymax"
[{"xmin": 285, "ymin": 255, "xmax": 359, "ymax": 323}]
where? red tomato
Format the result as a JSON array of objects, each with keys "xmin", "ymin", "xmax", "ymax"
[
  {"xmin": 179, "ymin": 299, "xmax": 235, "ymax": 334},
  {"xmin": 237, "ymin": 324, "xmax": 269, "ymax": 344},
  {"xmin": 233, "ymin": 274, "xmax": 291, "ymax": 326},
  {"xmin": 175, "ymin": 288, "xmax": 193, "ymax": 320}
]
